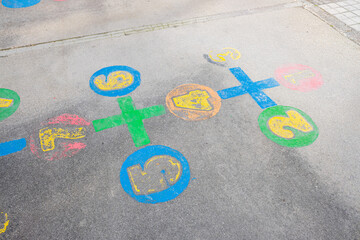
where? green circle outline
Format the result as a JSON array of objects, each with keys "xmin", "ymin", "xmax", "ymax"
[
  {"xmin": 0, "ymin": 88, "xmax": 20, "ymax": 122},
  {"xmin": 258, "ymin": 105, "xmax": 319, "ymax": 147}
]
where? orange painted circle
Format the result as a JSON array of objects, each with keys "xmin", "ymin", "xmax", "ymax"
[{"xmin": 166, "ymin": 84, "xmax": 221, "ymax": 121}]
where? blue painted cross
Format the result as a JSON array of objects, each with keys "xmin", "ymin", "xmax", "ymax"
[{"xmin": 217, "ymin": 67, "xmax": 280, "ymax": 109}]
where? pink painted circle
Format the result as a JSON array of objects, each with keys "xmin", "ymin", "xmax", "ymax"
[
  {"xmin": 30, "ymin": 114, "xmax": 91, "ymax": 161},
  {"xmin": 275, "ymin": 64, "xmax": 323, "ymax": 92}
]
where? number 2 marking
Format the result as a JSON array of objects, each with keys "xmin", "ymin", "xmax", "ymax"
[{"xmin": 267, "ymin": 110, "xmax": 313, "ymax": 139}]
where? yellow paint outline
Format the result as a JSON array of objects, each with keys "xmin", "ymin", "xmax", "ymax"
[
  {"xmin": 284, "ymin": 70, "xmax": 315, "ymax": 84},
  {"xmin": 208, "ymin": 47, "xmax": 241, "ymax": 63},
  {"xmin": 39, "ymin": 127, "xmax": 86, "ymax": 152},
  {"xmin": 0, "ymin": 212, "xmax": 9, "ymax": 234}
]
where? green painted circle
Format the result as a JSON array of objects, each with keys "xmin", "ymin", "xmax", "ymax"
[
  {"xmin": 0, "ymin": 88, "xmax": 20, "ymax": 122},
  {"xmin": 258, "ymin": 105, "xmax": 319, "ymax": 147}
]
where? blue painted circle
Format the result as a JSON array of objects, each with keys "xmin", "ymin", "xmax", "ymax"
[
  {"xmin": 120, "ymin": 145, "xmax": 191, "ymax": 204},
  {"xmin": 89, "ymin": 65, "xmax": 141, "ymax": 97},
  {"xmin": 2, "ymin": 0, "xmax": 40, "ymax": 8}
]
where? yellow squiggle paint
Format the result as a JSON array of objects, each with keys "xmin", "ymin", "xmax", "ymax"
[
  {"xmin": 208, "ymin": 47, "xmax": 241, "ymax": 62},
  {"xmin": 0, "ymin": 98, "xmax": 13, "ymax": 108},
  {"xmin": 284, "ymin": 70, "xmax": 315, "ymax": 84},
  {"xmin": 127, "ymin": 155, "xmax": 181, "ymax": 195},
  {"xmin": 172, "ymin": 90, "xmax": 213, "ymax": 111},
  {"xmin": 268, "ymin": 110, "xmax": 313, "ymax": 139},
  {"xmin": 39, "ymin": 127, "xmax": 86, "ymax": 152},
  {"xmin": 94, "ymin": 71, "xmax": 134, "ymax": 91},
  {"xmin": 0, "ymin": 212, "xmax": 9, "ymax": 234}
]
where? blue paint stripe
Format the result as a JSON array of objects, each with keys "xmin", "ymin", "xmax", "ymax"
[
  {"xmin": 255, "ymin": 78, "xmax": 280, "ymax": 89},
  {"xmin": 217, "ymin": 86, "xmax": 247, "ymax": 99},
  {"xmin": 2, "ymin": 0, "xmax": 40, "ymax": 8},
  {"xmin": 251, "ymin": 92, "xmax": 278, "ymax": 109},
  {"xmin": 0, "ymin": 138, "xmax": 26, "ymax": 157},
  {"xmin": 229, "ymin": 67, "xmax": 253, "ymax": 86}
]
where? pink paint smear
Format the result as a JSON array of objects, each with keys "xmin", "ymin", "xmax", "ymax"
[
  {"xmin": 275, "ymin": 64, "xmax": 323, "ymax": 92},
  {"xmin": 30, "ymin": 114, "xmax": 90, "ymax": 161},
  {"xmin": 47, "ymin": 114, "xmax": 90, "ymax": 126}
]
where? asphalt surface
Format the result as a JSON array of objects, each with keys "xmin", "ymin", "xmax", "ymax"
[{"xmin": 1, "ymin": 0, "xmax": 360, "ymax": 239}]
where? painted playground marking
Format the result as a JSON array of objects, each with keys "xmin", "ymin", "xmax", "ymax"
[
  {"xmin": 92, "ymin": 96, "xmax": 166, "ymax": 147},
  {"xmin": 2, "ymin": 0, "xmax": 40, "ymax": 8},
  {"xmin": 120, "ymin": 145, "xmax": 190, "ymax": 204},
  {"xmin": 89, "ymin": 66, "xmax": 141, "ymax": 97},
  {"xmin": 30, "ymin": 114, "xmax": 91, "ymax": 161},
  {"xmin": 0, "ymin": 212, "xmax": 9, "ymax": 234},
  {"xmin": 0, "ymin": 138, "xmax": 26, "ymax": 157},
  {"xmin": 166, "ymin": 84, "xmax": 221, "ymax": 121},
  {"xmin": 0, "ymin": 88, "xmax": 20, "ymax": 122},
  {"xmin": 208, "ymin": 48, "xmax": 241, "ymax": 63},
  {"xmin": 258, "ymin": 105, "xmax": 319, "ymax": 147},
  {"xmin": 217, "ymin": 67, "xmax": 280, "ymax": 109},
  {"xmin": 0, "ymin": 50, "xmax": 323, "ymax": 208},
  {"xmin": 275, "ymin": 64, "xmax": 323, "ymax": 92}
]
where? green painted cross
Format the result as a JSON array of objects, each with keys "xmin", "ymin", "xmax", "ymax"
[{"xmin": 92, "ymin": 96, "xmax": 166, "ymax": 147}]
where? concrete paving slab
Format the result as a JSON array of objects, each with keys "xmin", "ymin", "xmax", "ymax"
[
  {"xmin": 304, "ymin": 0, "xmax": 360, "ymax": 45},
  {"xmin": 0, "ymin": 3, "xmax": 360, "ymax": 240}
]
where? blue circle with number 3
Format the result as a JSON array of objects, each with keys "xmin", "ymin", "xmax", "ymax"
[{"xmin": 120, "ymin": 145, "xmax": 191, "ymax": 204}]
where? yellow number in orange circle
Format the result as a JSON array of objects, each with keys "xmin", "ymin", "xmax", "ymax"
[
  {"xmin": 166, "ymin": 84, "xmax": 222, "ymax": 121},
  {"xmin": 172, "ymin": 90, "xmax": 213, "ymax": 111}
]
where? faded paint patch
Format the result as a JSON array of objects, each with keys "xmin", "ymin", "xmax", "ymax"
[
  {"xmin": 30, "ymin": 114, "xmax": 90, "ymax": 161},
  {"xmin": 275, "ymin": 64, "xmax": 323, "ymax": 92}
]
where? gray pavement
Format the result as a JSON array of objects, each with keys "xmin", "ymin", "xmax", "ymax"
[
  {"xmin": 1, "ymin": 1, "xmax": 360, "ymax": 240},
  {"xmin": 319, "ymin": 0, "xmax": 360, "ymax": 31},
  {"xmin": 0, "ymin": 0, "xmax": 294, "ymax": 49}
]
